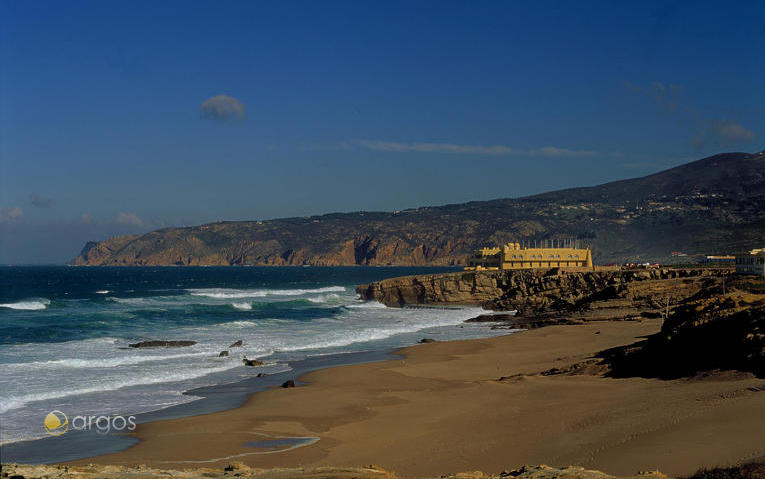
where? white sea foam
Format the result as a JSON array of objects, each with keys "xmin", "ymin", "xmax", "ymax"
[
  {"xmin": 95, "ymin": 290, "xmax": 110, "ymax": 294},
  {"xmin": 0, "ymin": 299, "xmax": 50, "ymax": 310},
  {"xmin": 0, "ymin": 359, "xmax": 241, "ymax": 414},
  {"xmin": 307, "ymin": 293, "xmax": 341, "ymax": 304},
  {"xmin": 232, "ymin": 302, "xmax": 253, "ymax": 310},
  {"xmin": 188, "ymin": 286, "xmax": 346, "ymax": 299},
  {"xmin": 4, "ymin": 351, "xmax": 213, "ymax": 370}
]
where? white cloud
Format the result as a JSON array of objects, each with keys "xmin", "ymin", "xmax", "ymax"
[
  {"xmin": 710, "ymin": 120, "xmax": 756, "ymax": 142},
  {"xmin": 0, "ymin": 207, "xmax": 23, "ymax": 222},
  {"xmin": 531, "ymin": 146, "xmax": 609, "ymax": 158},
  {"xmin": 115, "ymin": 212, "xmax": 143, "ymax": 226},
  {"xmin": 351, "ymin": 140, "xmax": 617, "ymax": 158},
  {"xmin": 200, "ymin": 94, "xmax": 245, "ymax": 122},
  {"xmin": 352, "ymin": 140, "xmax": 515, "ymax": 155}
]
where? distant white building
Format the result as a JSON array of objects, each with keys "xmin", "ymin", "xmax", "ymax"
[{"xmin": 735, "ymin": 248, "xmax": 765, "ymax": 276}]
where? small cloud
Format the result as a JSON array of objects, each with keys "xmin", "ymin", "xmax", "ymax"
[
  {"xmin": 352, "ymin": 139, "xmax": 514, "ymax": 155},
  {"xmin": 709, "ymin": 120, "xmax": 756, "ymax": 142},
  {"xmin": 351, "ymin": 140, "xmax": 618, "ymax": 158},
  {"xmin": 200, "ymin": 95, "xmax": 245, "ymax": 122},
  {"xmin": 531, "ymin": 146, "xmax": 612, "ymax": 158},
  {"xmin": 693, "ymin": 120, "xmax": 756, "ymax": 149},
  {"xmin": 115, "ymin": 212, "xmax": 143, "ymax": 226},
  {"xmin": 30, "ymin": 193, "xmax": 52, "ymax": 208},
  {"xmin": 0, "ymin": 207, "xmax": 23, "ymax": 222}
]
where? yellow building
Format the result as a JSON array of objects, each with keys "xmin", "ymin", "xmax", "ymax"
[{"xmin": 467, "ymin": 241, "xmax": 593, "ymax": 270}]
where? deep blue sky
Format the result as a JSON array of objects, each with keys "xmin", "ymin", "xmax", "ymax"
[{"xmin": 1, "ymin": 0, "xmax": 763, "ymax": 263}]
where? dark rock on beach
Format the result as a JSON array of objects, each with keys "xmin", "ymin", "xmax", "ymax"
[
  {"xmin": 256, "ymin": 373, "xmax": 268, "ymax": 377},
  {"xmin": 129, "ymin": 340, "xmax": 197, "ymax": 348},
  {"xmin": 282, "ymin": 380, "xmax": 295, "ymax": 388},
  {"xmin": 242, "ymin": 358, "xmax": 263, "ymax": 366},
  {"xmin": 229, "ymin": 340, "xmax": 243, "ymax": 348},
  {"xmin": 418, "ymin": 338, "xmax": 437, "ymax": 343}
]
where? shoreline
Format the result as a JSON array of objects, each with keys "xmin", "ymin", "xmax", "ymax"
[
  {"xmin": 0, "ymin": 348, "xmax": 404, "ymax": 464},
  {"xmin": 65, "ymin": 318, "xmax": 765, "ymax": 477}
]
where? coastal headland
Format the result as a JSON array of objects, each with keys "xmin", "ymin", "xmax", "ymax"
[{"xmin": 50, "ymin": 267, "xmax": 764, "ymax": 479}]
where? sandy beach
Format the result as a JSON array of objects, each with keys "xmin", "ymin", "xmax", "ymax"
[{"xmin": 72, "ymin": 317, "xmax": 765, "ymax": 477}]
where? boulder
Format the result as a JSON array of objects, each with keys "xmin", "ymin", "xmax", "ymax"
[
  {"xmin": 129, "ymin": 340, "xmax": 196, "ymax": 348},
  {"xmin": 242, "ymin": 357, "xmax": 264, "ymax": 367},
  {"xmin": 229, "ymin": 340, "xmax": 243, "ymax": 348},
  {"xmin": 281, "ymin": 380, "xmax": 296, "ymax": 388},
  {"xmin": 256, "ymin": 373, "xmax": 268, "ymax": 377},
  {"xmin": 219, "ymin": 350, "xmax": 229, "ymax": 357},
  {"xmin": 418, "ymin": 338, "xmax": 437, "ymax": 343}
]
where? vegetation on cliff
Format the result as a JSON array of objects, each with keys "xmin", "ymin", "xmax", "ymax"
[{"xmin": 71, "ymin": 152, "xmax": 764, "ymax": 266}]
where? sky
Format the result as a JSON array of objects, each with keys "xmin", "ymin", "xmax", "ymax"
[{"xmin": 1, "ymin": 0, "xmax": 763, "ymax": 264}]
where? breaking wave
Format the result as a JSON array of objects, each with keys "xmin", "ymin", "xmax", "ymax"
[
  {"xmin": 188, "ymin": 286, "xmax": 346, "ymax": 299},
  {"xmin": 0, "ymin": 299, "xmax": 50, "ymax": 311}
]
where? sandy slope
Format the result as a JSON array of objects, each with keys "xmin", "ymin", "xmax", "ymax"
[{"xmin": 74, "ymin": 319, "xmax": 765, "ymax": 477}]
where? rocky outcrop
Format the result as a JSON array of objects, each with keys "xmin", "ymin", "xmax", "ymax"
[
  {"xmin": 242, "ymin": 357, "xmax": 264, "ymax": 367},
  {"xmin": 597, "ymin": 291, "xmax": 765, "ymax": 378},
  {"xmin": 357, "ymin": 268, "xmax": 729, "ymax": 319}
]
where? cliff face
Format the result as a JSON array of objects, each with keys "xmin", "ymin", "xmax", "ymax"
[
  {"xmin": 71, "ymin": 152, "xmax": 765, "ymax": 266},
  {"xmin": 356, "ymin": 268, "xmax": 729, "ymax": 317}
]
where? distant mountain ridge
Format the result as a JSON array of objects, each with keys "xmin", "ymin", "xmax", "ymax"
[{"xmin": 71, "ymin": 151, "xmax": 765, "ymax": 266}]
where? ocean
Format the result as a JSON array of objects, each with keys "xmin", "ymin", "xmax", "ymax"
[{"xmin": 0, "ymin": 266, "xmax": 506, "ymax": 454}]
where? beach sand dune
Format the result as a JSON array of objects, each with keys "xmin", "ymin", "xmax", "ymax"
[{"xmin": 77, "ymin": 319, "xmax": 765, "ymax": 478}]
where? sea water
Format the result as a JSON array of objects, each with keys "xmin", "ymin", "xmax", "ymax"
[{"xmin": 0, "ymin": 266, "xmax": 506, "ymax": 446}]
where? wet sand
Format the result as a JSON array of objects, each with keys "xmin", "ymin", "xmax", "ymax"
[{"xmin": 77, "ymin": 319, "xmax": 765, "ymax": 477}]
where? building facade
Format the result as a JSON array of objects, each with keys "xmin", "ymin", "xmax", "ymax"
[
  {"xmin": 735, "ymin": 248, "xmax": 765, "ymax": 276},
  {"xmin": 467, "ymin": 242, "xmax": 593, "ymax": 270}
]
